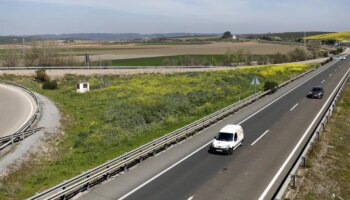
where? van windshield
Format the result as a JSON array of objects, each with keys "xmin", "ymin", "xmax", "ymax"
[{"xmin": 216, "ymin": 132, "xmax": 233, "ymax": 141}]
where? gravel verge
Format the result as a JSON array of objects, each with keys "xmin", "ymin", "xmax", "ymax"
[{"xmin": 0, "ymin": 93, "xmax": 61, "ymax": 175}]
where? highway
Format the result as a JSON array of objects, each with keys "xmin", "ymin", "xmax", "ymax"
[
  {"xmin": 0, "ymin": 83, "xmax": 37, "ymax": 138},
  {"xmin": 80, "ymin": 57, "xmax": 349, "ymax": 200}
]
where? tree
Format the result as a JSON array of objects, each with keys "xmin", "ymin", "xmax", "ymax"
[
  {"xmin": 264, "ymin": 81, "xmax": 278, "ymax": 93},
  {"xmin": 221, "ymin": 31, "xmax": 233, "ymax": 39},
  {"xmin": 3, "ymin": 49, "xmax": 19, "ymax": 67},
  {"xmin": 288, "ymin": 47, "xmax": 310, "ymax": 62},
  {"xmin": 307, "ymin": 42, "xmax": 321, "ymax": 58}
]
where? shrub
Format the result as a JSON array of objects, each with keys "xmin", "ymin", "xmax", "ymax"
[
  {"xmin": 42, "ymin": 80, "xmax": 58, "ymax": 90},
  {"xmin": 264, "ymin": 81, "xmax": 279, "ymax": 93},
  {"xmin": 288, "ymin": 47, "xmax": 310, "ymax": 62},
  {"xmin": 329, "ymin": 47, "xmax": 343, "ymax": 55},
  {"xmin": 35, "ymin": 69, "xmax": 50, "ymax": 82}
]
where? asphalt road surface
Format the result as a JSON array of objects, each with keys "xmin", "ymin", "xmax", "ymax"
[
  {"xmin": 80, "ymin": 57, "xmax": 349, "ymax": 200},
  {"xmin": 0, "ymin": 84, "xmax": 37, "ymax": 138}
]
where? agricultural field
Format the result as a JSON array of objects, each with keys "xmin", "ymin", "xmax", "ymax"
[
  {"xmin": 0, "ymin": 41, "xmax": 298, "ymax": 62},
  {"xmin": 0, "ymin": 63, "xmax": 316, "ymax": 199},
  {"xmin": 294, "ymin": 80, "xmax": 350, "ymax": 200},
  {"xmin": 305, "ymin": 32, "xmax": 350, "ymax": 41}
]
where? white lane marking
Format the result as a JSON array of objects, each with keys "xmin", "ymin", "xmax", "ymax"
[
  {"xmin": 258, "ymin": 67, "xmax": 350, "ymax": 200},
  {"xmin": 0, "ymin": 84, "xmax": 35, "ymax": 133},
  {"xmin": 321, "ymin": 80, "xmax": 325, "ymax": 84},
  {"xmin": 238, "ymin": 64, "xmax": 331, "ymax": 125},
  {"xmin": 187, "ymin": 196, "xmax": 194, "ymax": 200},
  {"xmin": 119, "ymin": 140, "xmax": 213, "ymax": 200},
  {"xmin": 251, "ymin": 130, "xmax": 270, "ymax": 146},
  {"xmin": 118, "ymin": 64, "xmax": 337, "ymax": 200},
  {"xmin": 329, "ymin": 73, "xmax": 332, "ymax": 76},
  {"xmin": 290, "ymin": 103, "xmax": 299, "ymax": 111}
]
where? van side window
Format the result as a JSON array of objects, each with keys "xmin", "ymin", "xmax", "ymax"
[{"xmin": 234, "ymin": 133, "xmax": 237, "ymax": 141}]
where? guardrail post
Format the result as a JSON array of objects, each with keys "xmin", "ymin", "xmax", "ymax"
[
  {"xmin": 86, "ymin": 182, "xmax": 90, "ymax": 190},
  {"xmin": 139, "ymin": 156, "xmax": 143, "ymax": 163},
  {"xmin": 11, "ymin": 135, "xmax": 14, "ymax": 144},
  {"xmin": 290, "ymin": 174, "xmax": 296, "ymax": 189},
  {"xmin": 104, "ymin": 173, "xmax": 110, "ymax": 180},
  {"xmin": 316, "ymin": 131, "xmax": 320, "ymax": 140},
  {"xmin": 124, "ymin": 164, "xmax": 128, "ymax": 172},
  {"xmin": 301, "ymin": 156, "xmax": 306, "ymax": 167},
  {"xmin": 30, "ymin": 122, "xmax": 35, "ymax": 136}
]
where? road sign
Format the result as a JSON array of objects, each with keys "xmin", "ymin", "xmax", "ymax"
[{"xmin": 251, "ymin": 75, "xmax": 260, "ymax": 85}]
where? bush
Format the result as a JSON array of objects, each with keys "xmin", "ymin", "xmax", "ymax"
[
  {"xmin": 264, "ymin": 81, "xmax": 278, "ymax": 93},
  {"xmin": 42, "ymin": 80, "xmax": 58, "ymax": 90},
  {"xmin": 288, "ymin": 47, "xmax": 310, "ymax": 62},
  {"xmin": 35, "ymin": 69, "xmax": 50, "ymax": 82},
  {"xmin": 329, "ymin": 47, "xmax": 343, "ymax": 55}
]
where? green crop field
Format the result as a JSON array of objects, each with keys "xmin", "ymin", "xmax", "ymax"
[
  {"xmin": 0, "ymin": 63, "xmax": 316, "ymax": 199},
  {"xmin": 305, "ymin": 32, "xmax": 350, "ymax": 41},
  {"xmin": 92, "ymin": 54, "xmax": 271, "ymax": 66}
]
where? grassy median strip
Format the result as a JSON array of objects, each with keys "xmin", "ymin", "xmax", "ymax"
[
  {"xmin": 0, "ymin": 63, "xmax": 315, "ymax": 199},
  {"xmin": 294, "ymin": 80, "xmax": 350, "ymax": 200}
]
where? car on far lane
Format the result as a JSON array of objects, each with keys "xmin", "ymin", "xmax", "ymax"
[
  {"xmin": 340, "ymin": 56, "xmax": 346, "ymax": 60},
  {"xmin": 307, "ymin": 86, "xmax": 324, "ymax": 99}
]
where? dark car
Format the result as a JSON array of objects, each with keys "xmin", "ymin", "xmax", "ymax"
[{"xmin": 307, "ymin": 86, "xmax": 324, "ymax": 99}]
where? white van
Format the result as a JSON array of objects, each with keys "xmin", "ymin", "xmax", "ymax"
[{"xmin": 210, "ymin": 124, "xmax": 244, "ymax": 155}]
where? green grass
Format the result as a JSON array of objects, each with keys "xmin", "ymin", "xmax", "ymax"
[
  {"xmin": 294, "ymin": 80, "xmax": 350, "ymax": 200},
  {"xmin": 305, "ymin": 32, "xmax": 350, "ymax": 41},
  {"xmin": 91, "ymin": 54, "xmax": 271, "ymax": 66},
  {"xmin": 0, "ymin": 63, "xmax": 316, "ymax": 199},
  {"xmin": 108, "ymin": 55, "xmax": 227, "ymax": 66}
]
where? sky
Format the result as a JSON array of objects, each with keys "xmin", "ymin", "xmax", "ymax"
[{"xmin": 1, "ymin": 0, "xmax": 350, "ymax": 35}]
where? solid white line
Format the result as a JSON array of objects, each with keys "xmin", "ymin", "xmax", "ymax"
[
  {"xmin": 118, "ymin": 63, "xmax": 337, "ymax": 200},
  {"xmin": 187, "ymin": 196, "xmax": 194, "ymax": 200},
  {"xmin": 251, "ymin": 130, "xmax": 269, "ymax": 146},
  {"xmin": 258, "ymin": 67, "xmax": 350, "ymax": 200},
  {"xmin": 119, "ymin": 140, "xmax": 213, "ymax": 200},
  {"xmin": 321, "ymin": 80, "xmax": 325, "ymax": 84},
  {"xmin": 238, "ymin": 64, "xmax": 331, "ymax": 125}
]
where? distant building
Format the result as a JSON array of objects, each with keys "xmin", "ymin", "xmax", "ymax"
[
  {"xmin": 76, "ymin": 82, "xmax": 89, "ymax": 93},
  {"xmin": 232, "ymin": 35, "xmax": 237, "ymax": 40}
]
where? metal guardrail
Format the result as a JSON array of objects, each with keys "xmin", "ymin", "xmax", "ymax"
[
  {"xmin": 28, "ymin": 66, "xmax": 317, "ymax": 200},
  {"xmin": 274, "ymin": 66, "xmax": 350, "ymax": 199},
  {"xmin": 0, "ymin": 80, "xmax": 41, "ymax": 150},
  {"xmin": 0, "ymin": 66, "xmax": 218, "ymax": 70}
]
